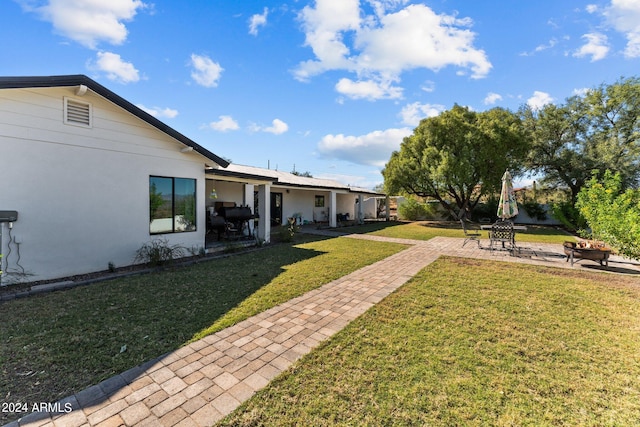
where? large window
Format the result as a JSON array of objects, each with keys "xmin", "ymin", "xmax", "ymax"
[{"xmin": 149, "ymin": 176, "xmax": 197, "ymax": 234}]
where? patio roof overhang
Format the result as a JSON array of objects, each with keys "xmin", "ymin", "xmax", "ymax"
[{"xmin": 206, "ymin": 167, "xmax": 275, "ymax": 185}]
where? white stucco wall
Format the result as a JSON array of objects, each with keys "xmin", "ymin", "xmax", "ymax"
[
  {"xmin": 273, "ymin": 188, "xmax": 360, "ymax": 225},
  {"xmin": 206, "ymin": 180, "xmax": 248, "ymax": 209},
  {"xmin": 0, "ymin": 86, "xmax": 209, "ymax": 282},
  {"xmin": 278, "ymin": 188, "xmax": 315, "ymax": 225}
]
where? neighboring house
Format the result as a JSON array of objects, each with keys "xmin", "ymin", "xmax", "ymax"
[{"xmin": 0, "ymin": 75, "xmax": 383, "ymax": 284}]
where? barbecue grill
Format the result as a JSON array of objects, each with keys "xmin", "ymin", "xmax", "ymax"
[{"xmin": 209, "ymin": 206, "xmax": 254, "ymax": 239}]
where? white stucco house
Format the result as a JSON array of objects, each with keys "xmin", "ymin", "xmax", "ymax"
[{"xmin": 0, "ymin": 75, "xmax": 382, "ymax": 284}]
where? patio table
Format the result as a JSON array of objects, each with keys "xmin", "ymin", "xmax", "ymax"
[
  {"xmin": 480, "ymin": 224, "xmax": 528, "ymax": 231},
  {"xmin": 481, "ymin": 224, "xmax": 527, "ymax": 254}
]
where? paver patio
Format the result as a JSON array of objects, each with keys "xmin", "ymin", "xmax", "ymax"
[{"xmin": 5, "ymin": 233, "xmax": 639, "ymax": 427}]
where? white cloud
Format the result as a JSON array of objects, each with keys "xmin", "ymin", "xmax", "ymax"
[
  {"xmin": 294, "ymin": 1, "xmax": 491, "ymax": 100},
  {"xmin": 20, "ymin": 0, "xmax": 147, "ymax": 49},
  {"xmin": 603, "ymin": 0, "xmax": 640, "ymax": 58},
  {"xmin": 208, "ymin": 115, "xmax": 239, "ymax": 132},
  {"xmin": 264, "ymin": 119, "xmax": 289, "ymax": 134},
  {"xmin": 137, "ymin": 104, "xmax": 178, "ymax": 119},
  {"xmin": 92, "ymin": 51, "xmax": 140, "ymax": 83},
  {"xmin": 189, "ymin": 54, "xmax": 223, "ymax": 88},
  {"xmin": 573, "ymin": 32, "xmax": 610, "ymax": 61},
  {"xmin": 250, "ymin": 119, "xmax": 289, "ymax": 135},
  {"xmin": 527, "ymin": 91, "xmax": 554, "ymax": 110},
  {"xmin": 484, "ymin": 92, "xmax": 503, "ymax": 105},
  {"xmin": 354, "ymin": 5, "xmax": 491, "ymax": 78},
  {"xmin": 586, "ymin": 4, "xmax": 599, "ymax": 14},
  {"xmin": 572, "ymin": 87, "xmax": 590, "ymax": 96},
  {"xmin": 520, "ymin": 38, "xmax": 559, "ymax": 57},
  {"xmin": 317, "ymin": 127, "xmax": 411, "ymax": 167},
  {"xmin": 249, "ymin": 7, "xmax": 268, "ymax": 36},
  {"xmin": 399, "ymin": 102, "xmax": 445, "ymax": 126},
  {"xmin": 335, "ymin": 78, "xmax": 403, "ymax": 100},
  {"xmin": 420, "ymin": 80, "xmax": 436, "ymax": 93},
  {"xmin": 315, "ymin": 171, "xmax": 380, "ymax": 189}
]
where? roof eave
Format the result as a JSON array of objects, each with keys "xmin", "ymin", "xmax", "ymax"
[{"xmin": 0, "ymin": 75, "xmax": 230, "ymax": 168}]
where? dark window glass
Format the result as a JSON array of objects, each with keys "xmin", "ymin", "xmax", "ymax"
[
  {"xmin": 149, "ymin": 176, "xmax": 196, "ymax": 234},
  {"xmin": 174, "ymin": 178, "xmax": 196, "ymax": 232},
  {"xmin": 315, "ymin": 195, "xmax": 325, "ymax": 207}
]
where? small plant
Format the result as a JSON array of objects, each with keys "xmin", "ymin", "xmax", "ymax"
[
  {"xmin": 188, "ymin": 245, "xmax": 206, "ymax": 257},
  {"xmin": 108, "ymin": 262, "xmax": 116, "ymax": 272},
  {"xmin": 277, "ymin": 218, "xmax": 298, "ymax": 242},
  {"xmin": 133, "ymin": 237, "xmax": 186, "ymax": 267}
]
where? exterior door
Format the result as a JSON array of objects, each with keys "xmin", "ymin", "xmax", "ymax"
[{"xmin": 270, "ymin": 192, "xmax": 282, "ymax": 226}]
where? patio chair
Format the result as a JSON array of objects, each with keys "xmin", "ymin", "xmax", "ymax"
[
  {"xmin": 489, "ymin": 220, "xmax": 515, "ymax": 254},
  {"xmin": 460, "ymin": 218, "xmax": 482, "ymax": 248}
]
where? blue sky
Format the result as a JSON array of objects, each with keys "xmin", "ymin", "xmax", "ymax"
[{"xmin": 3, "ymin": 0, "xmax": 640, "ymax": 189}]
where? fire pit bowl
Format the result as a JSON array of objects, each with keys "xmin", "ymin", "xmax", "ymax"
[{"xmin": 563, "ymin": 241, "xmax": 611, "ymax": 267}]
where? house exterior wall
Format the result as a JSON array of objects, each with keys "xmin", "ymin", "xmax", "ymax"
[
  {"xmin": 336, "ymin": 194, "xmax": 358, "ymax": 219},
  {"xmin": 273, "ymin": 188, "xmax": 359, "ymax": 225},
  {"xmin": 0, "ymin": 86, "xmax": 208, "ymax": 283},
  {"xmin": 279, "ymin": 188, "xmax": 315, "ymax": 225},
  {"xmin": 205, "ymin": 180, "xmax": 247, "ymax": 209}
]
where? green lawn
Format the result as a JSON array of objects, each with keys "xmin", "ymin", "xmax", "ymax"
[
  {"xmin": 342, "ymin": 220, "xmax": 575, "ymax": 244},
  {"xmin": 0, "ymin": 235, "xmax": 406, "ymax": 423},
  {"xmin": 219, "ymin": 257, "xmax": 640, "ymax": 426}
]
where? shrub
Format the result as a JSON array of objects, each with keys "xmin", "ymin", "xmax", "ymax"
[
  {"xmin": 133, "ymin": 237, "xmax": 187, "ymax": 267},
  {"xmin": 577, "ymin": 171, "xmax": 640, "ymax": 260},
  {"xmin": 550, "ymin": 201, "xmax": 586, "ymax": 232},
  {"xmin": 398, "ymin": 198, "xmax": 429, "ymax": 220}
]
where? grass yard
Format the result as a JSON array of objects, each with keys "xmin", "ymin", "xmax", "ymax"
[
  {"xmin": 342, "ymin": 220, "xmax": 575, "ymax": 244},
  {"xmin": 219, "ymin": 257, "xmax": 640, "ymax": 426},
  {"xmin": 0, "ymin": 236, "xmax": 406, "ymax": 423}
]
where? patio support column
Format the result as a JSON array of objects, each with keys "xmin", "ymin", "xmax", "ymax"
[
  {"xmin": 329, "ymin": 191, "xmax": 337, "ymax": 228},
  {"xmin": 357, "ymin": 194, "xmax": 364, "ymax": 224},
  {"xmin": 244, "ymin": 184, "xmax": 255, "ymax": 235},
  {"xmin": 257, "ymin": 184, "xmax": 270, "ymax": 243},
  {"xmin": 385, "ymin": 195, "xmax": 390, "ymax": 221}
]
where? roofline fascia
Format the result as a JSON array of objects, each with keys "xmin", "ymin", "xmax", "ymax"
[{"xmin": 206, "ymin": 168, "xmax": 276, "ymax": 183}]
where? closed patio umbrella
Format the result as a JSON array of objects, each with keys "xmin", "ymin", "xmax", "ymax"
[{"xmin": 497, "ymin": 170, "xmax": 518, "ymax": 219}]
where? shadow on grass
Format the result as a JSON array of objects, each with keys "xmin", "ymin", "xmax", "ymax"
[
  {"xmin": 338, "ymin": 220, "xmax": 409, "ymax": 234},
  {"xmin": 0, "ymin": 236, "xmax": 331, "ymax": 424}
]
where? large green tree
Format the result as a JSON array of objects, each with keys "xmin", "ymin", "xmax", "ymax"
[
  {"xmin": 382, "ymin": 105, "xmax": 528, "ymax": 219},
  {"xmin": 521, "ymin": 76, "xmax": 640, "ymax": 202}
]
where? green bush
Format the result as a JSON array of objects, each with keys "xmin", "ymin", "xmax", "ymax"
[
  {"xmin": 398, "ymin": 198, "xmax": 429, "ymax": 220},
  {"xmin": 577, "ymin": 171, "xmax": 640, "ymax": 260},
  {"xmin": 550, "ymin": 201, "xmax": 586, "ymax": 232}
]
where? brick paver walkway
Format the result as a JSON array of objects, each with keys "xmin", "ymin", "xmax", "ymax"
[{"xmin": 6, "ymin": 233, "xmax": 639, "ymax": 427}]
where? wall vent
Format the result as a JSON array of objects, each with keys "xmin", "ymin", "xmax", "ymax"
[{"xmin": 64, "ymin": 97, "xmax": 92, "ymax": 127}]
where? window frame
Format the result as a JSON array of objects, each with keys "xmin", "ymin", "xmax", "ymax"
[
  {"xmin": 149, "ymin": 175, "xmax": 197, "ymax": 235},
  {"xmin": 315, "ymin": 195, "xmax": 325, "ymax": 207}
]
